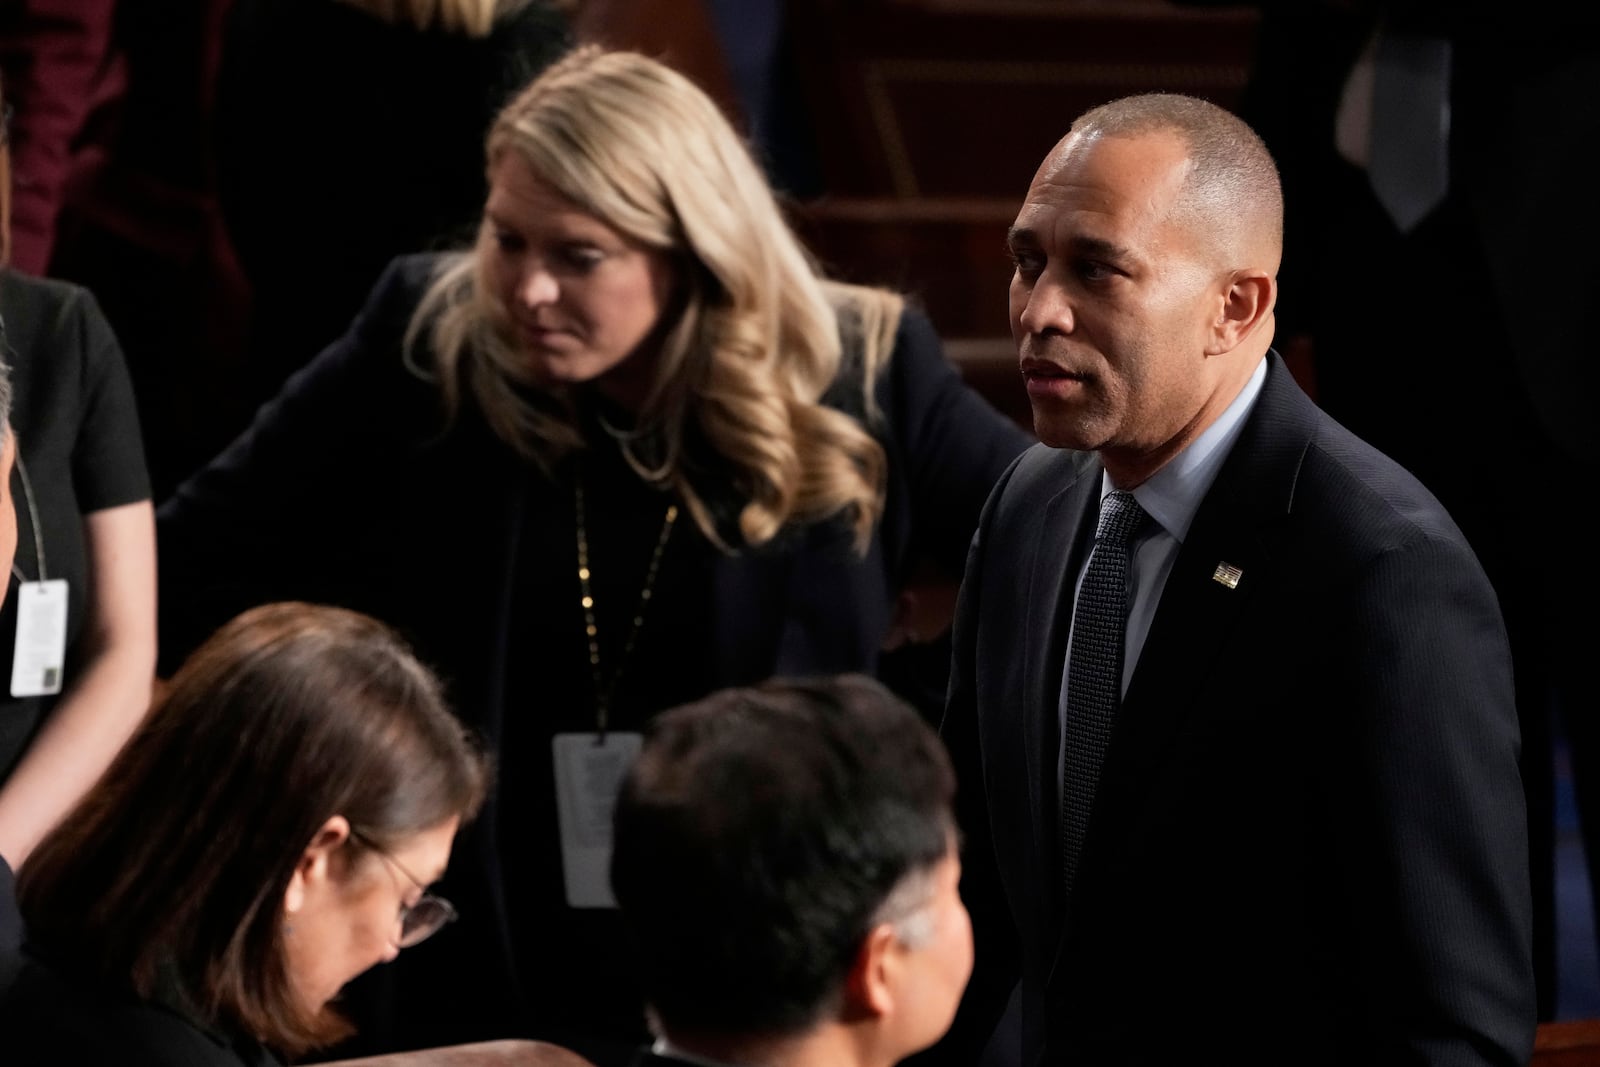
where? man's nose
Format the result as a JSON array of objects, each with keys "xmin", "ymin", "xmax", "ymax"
[{"xmin": 1016, "ymin": 278, "xmax": 1074, "ymax": 337}]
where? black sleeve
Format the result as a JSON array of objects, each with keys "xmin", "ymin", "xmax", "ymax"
[
  {"xmin": 68, "ymin": 285, "xmax": 152, "ymax": 512},
  {"xmin": 878, "ymin": 305, "xmax": 1033, "ymax": 578},
  {"xmin": 155, "ymin": 255, "xmax": 448, "ymax": 675}
]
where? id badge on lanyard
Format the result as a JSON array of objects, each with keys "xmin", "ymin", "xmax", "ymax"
[
  {"xmin": 9, "ymin": 451, "xmax": 67, "ymax": 697},
  {"xmin": 11, "ymin": 579, "xmax": 66, "ymax": 696},
  {"xmin": 552, "ymin": 730, "xmax": 643, "ymax": 909}
]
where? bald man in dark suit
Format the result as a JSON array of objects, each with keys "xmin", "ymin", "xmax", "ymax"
[{"xmin": 935, "ymin": 92, "xmax": 1533, "ymax": 1066}]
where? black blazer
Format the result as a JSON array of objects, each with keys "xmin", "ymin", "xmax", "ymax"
[{"xmin": 939, "ymin": 355, "xmax": 1533, "ymax": 1065}]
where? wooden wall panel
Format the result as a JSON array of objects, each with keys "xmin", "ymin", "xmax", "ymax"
[
  {"xmin": 786, "ymin": 0, "xmax": 1261, "ymax": 199},
  {"xmin": 783, "ymin": 0, "xmax": 1264, "ymax": 422}
]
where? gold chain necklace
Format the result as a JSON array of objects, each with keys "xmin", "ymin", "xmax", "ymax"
[{"xmin": 574, "ymin": 477, "xmax": 678, "ymax": 734}]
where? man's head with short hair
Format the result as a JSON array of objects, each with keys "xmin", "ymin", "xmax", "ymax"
[
  {"xmin": 612, "ymin": 673, "xmax": 971, "ymax": 1067},
  {"xmin": 1009, "ymin": 91, "xmax": 1283, "ymax": 486}
]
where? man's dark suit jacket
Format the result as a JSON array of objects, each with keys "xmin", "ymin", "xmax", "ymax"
[
  {"xmin": 939, "ymin": 354, "xmax": 1534, "ymax": 1065},
  {"xmin": 1174, "ymin": 1, "xmax": 1600, "ymax": 1020}
]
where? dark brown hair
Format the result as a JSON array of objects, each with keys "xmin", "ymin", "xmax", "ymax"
[
  {"xmin": 613, "ymin": 673, "xmax": 956, "ymax": 1037},
  {"xmin": 17, "ymin": 601, "xmax": 492, "ymax": 1055}
]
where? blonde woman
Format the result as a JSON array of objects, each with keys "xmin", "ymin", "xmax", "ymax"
[{"xmin": 158, "ymin": 46, "xmax": 1030, "ymax": 1065}]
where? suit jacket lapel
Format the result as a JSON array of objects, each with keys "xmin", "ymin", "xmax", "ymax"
[{"xmin": 1115, "ymin": 355, "xmax": 1311, "ymax": 739}]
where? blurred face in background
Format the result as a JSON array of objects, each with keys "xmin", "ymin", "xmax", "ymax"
[{"xmin": 480, "ymin": 152, "xmax": 677, "ymax": 411}]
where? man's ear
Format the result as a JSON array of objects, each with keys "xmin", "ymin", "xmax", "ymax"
[
  {"xmin": 842, "ymin": 922, "xmax": 902, "ymax": 1021},
  {"xmin": 1206, "ymin": 270, "xmax": 1276, "ymax": 354},
  {"xmin": 284, "ymin": 814, "xmax": 352, "ymax": 918}
]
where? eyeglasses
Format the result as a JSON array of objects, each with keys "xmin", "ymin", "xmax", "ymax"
[{"xmin": 349, "ymin": 828, "xmax": 458, "ymax": 948}]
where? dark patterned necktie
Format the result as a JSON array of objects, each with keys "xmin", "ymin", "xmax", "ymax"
[{"xmin": 1061, "ymin": 489, "xmax": 1147, "ymax": 896}]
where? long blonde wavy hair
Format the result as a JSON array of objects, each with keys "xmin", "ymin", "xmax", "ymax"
[{"xmin": 409, "ymin": 46, "xmax": 903, "ymax": 552}]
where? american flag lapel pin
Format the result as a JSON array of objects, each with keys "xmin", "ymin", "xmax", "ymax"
[{"xmin": 1211, "ymin": 562, "xmax": 1243, "ymax": 589}]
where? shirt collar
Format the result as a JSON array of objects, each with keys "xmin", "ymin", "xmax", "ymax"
[{"xmin": 1116, "ymin": 356, "xmax": 1267, "ymax": 543}]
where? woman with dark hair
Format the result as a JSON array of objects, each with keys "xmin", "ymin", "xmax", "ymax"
[{"xmin": 0, "ymin": 600, "xmax": 492, "ymax": 1065}]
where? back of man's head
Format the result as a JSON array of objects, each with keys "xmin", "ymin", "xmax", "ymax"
[{"xmin": 612, "ymin": 673, "xmax": 966, "ymax": 1055}]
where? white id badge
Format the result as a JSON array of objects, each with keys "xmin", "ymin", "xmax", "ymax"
[
  {"xmin": 11, "ymin": 579, "xmax": 68, "ymax": 697},
  {"xmin": 552, "ymin": 731, "xmax": 643, "ymax": 909}
]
